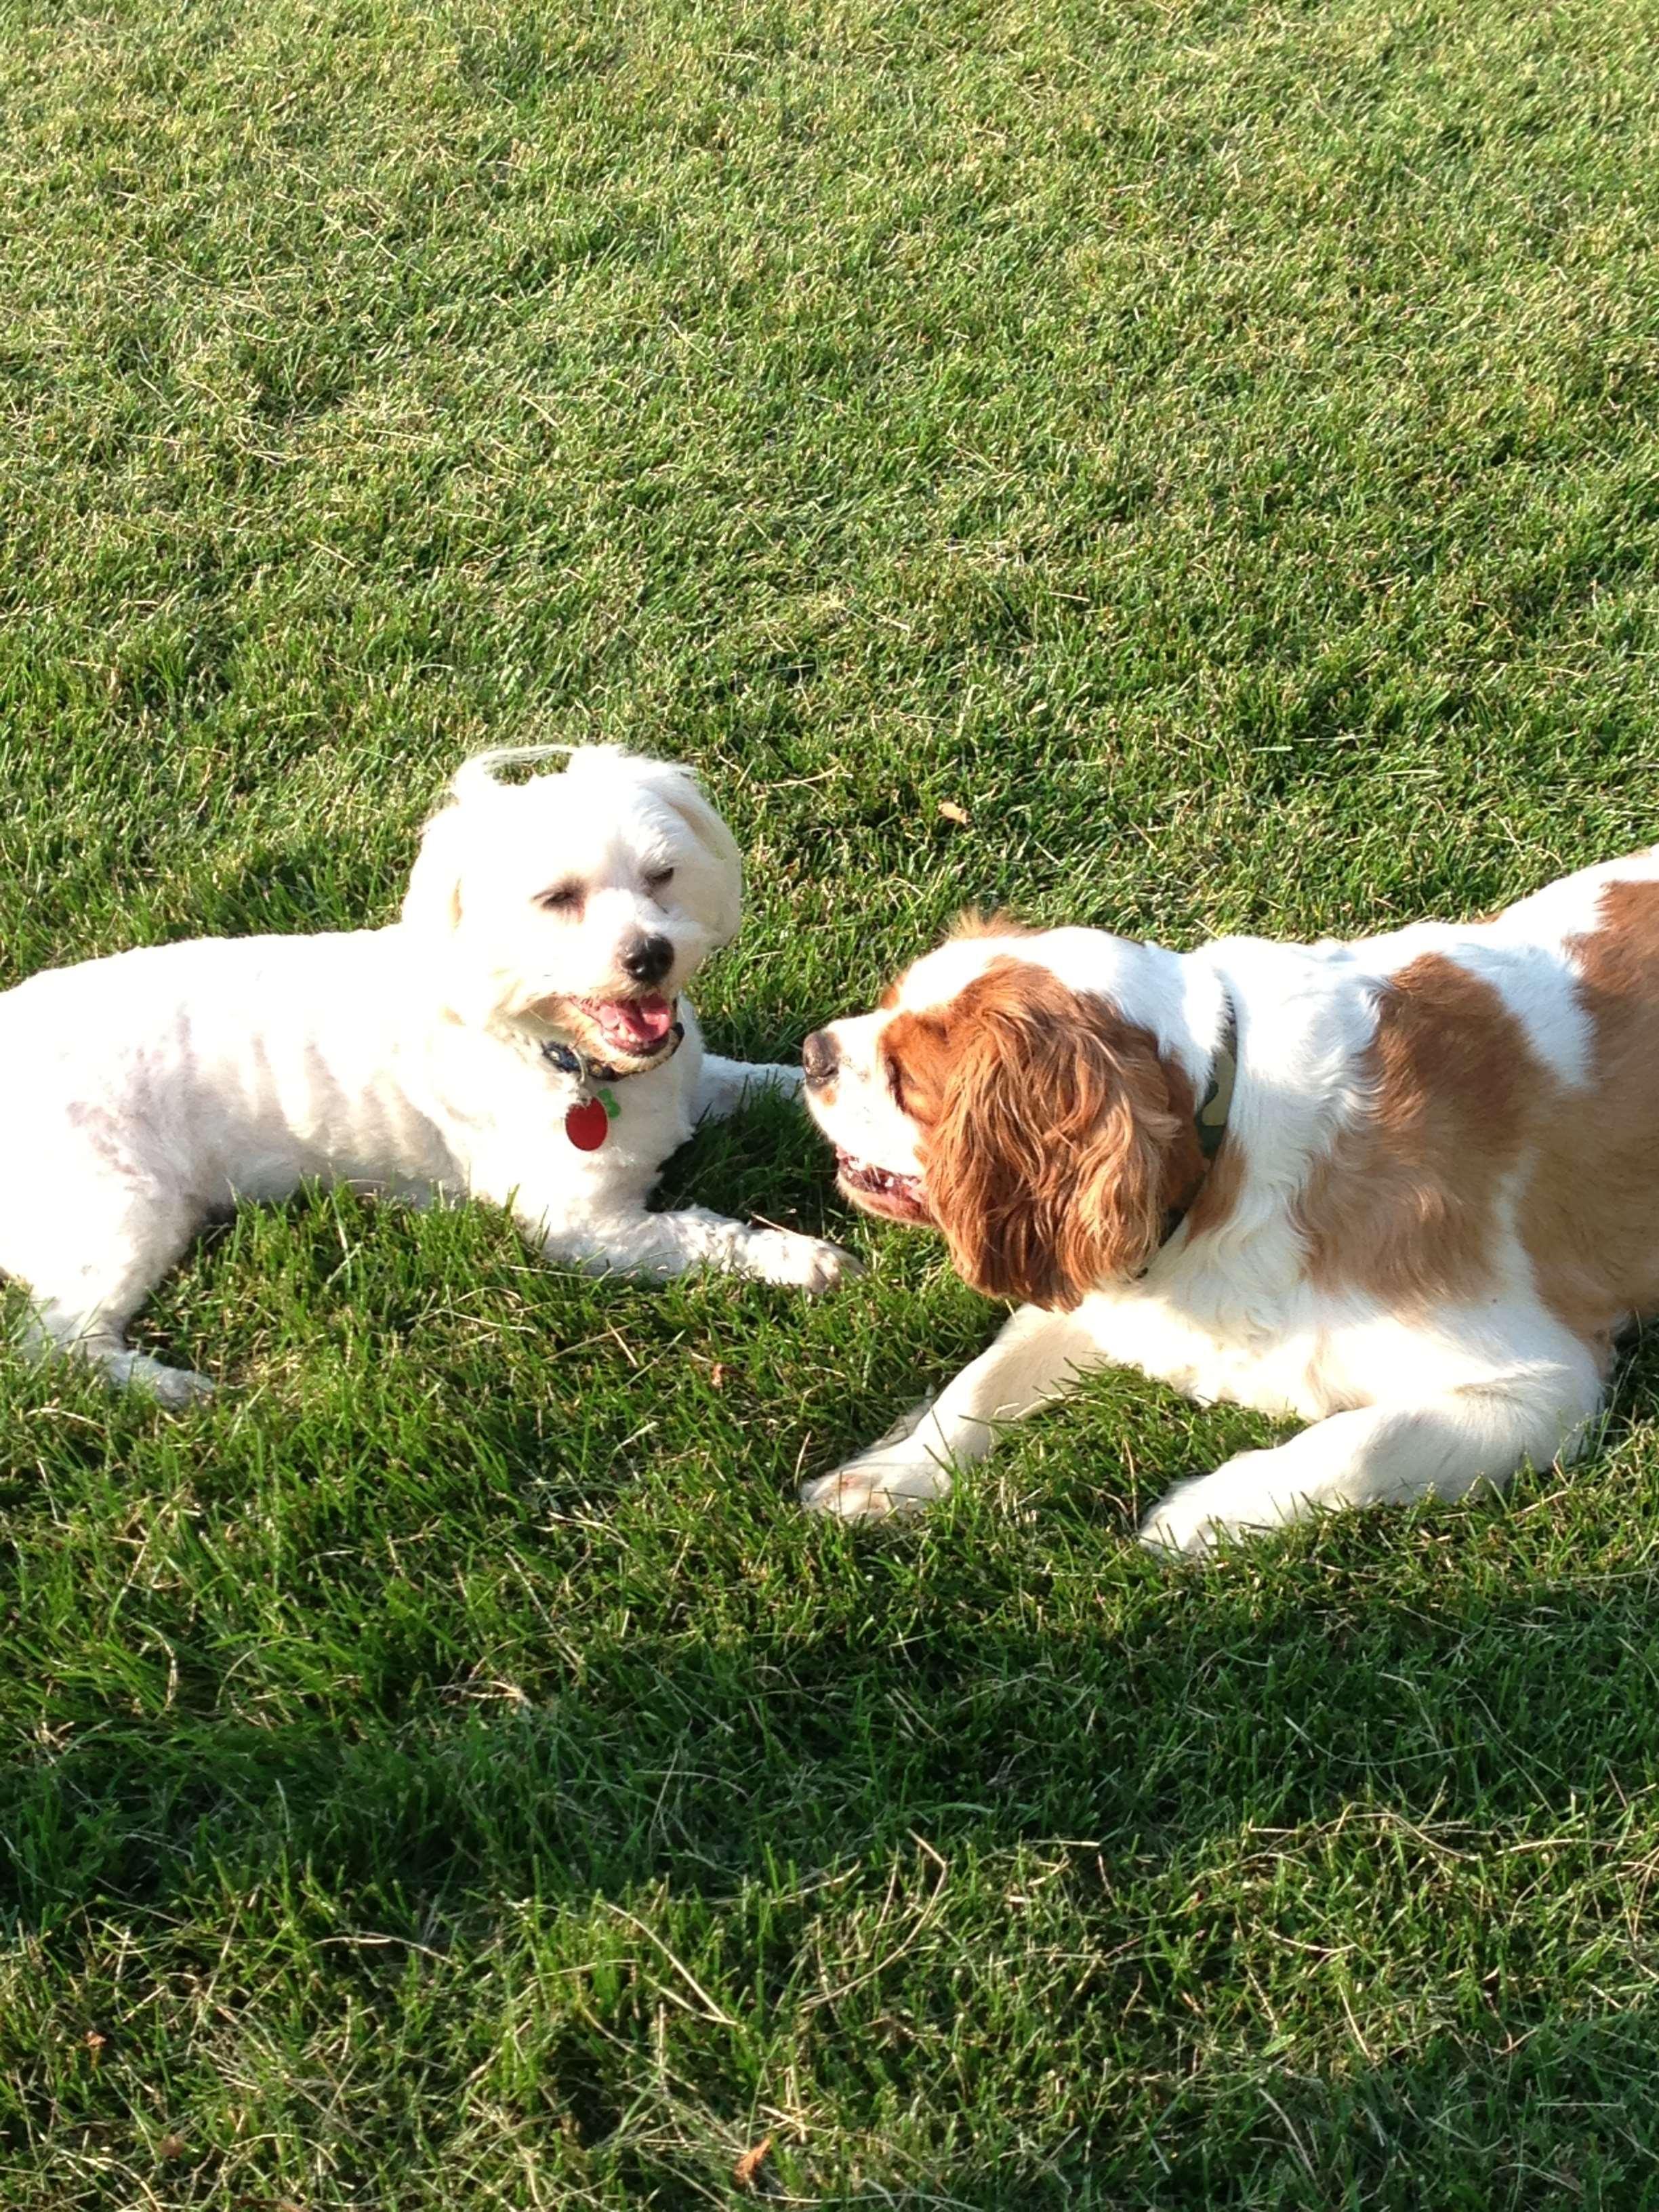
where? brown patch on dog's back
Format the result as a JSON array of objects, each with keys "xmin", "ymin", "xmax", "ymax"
[
  {"xmin": 1523, "ymin": 878, "xmax": 1659, "ymax": 1359},
  {"xmin": 1296, "ymin": 954, "xmax": 1535, "ymax": 1310},
  {"xmin": 1277, "ymin": 886, "xmax": 1659, "ymax": 1355}
]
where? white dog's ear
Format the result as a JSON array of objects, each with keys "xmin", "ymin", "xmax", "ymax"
[
  {"xmin": 405, "ymin": 750, "xmax": 556, "ymax": 933},
  {"xmin": 647, "ymin": 762, "xmax": 743, "ymax": 947},
  {"xmin": 402, "ymin": 802, "xmax": 468, "ymax": 933}
]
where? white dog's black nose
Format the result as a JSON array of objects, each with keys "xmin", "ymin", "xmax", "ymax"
[
  {"xmin": 801, "ymin": 1029, "xmax": 840, "ymax": 1088},
  {"xmin": 621, "ymin": 933, "xmax": 674, "ymax": 986}
]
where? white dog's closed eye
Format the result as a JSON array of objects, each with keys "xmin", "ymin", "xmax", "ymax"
[{"xmin": 0, "ymin": 744, "xmax": 855, "ymax": 1404}]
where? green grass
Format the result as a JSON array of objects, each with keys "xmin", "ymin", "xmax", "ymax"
[{"xmin": 5, "ymin": 0, "xmax": 1659, "ymax": 2200}]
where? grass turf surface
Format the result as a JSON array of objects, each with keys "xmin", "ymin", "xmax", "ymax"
[{"xmin": 5, "ymin": 0, "xmax": 1659, "ymax": 2201}]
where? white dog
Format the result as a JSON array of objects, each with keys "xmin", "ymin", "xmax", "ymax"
[
  {"xmin": 0, "ymin": 745, "xmax": 853, "ymax": 1404},
  {"xmin": 800, "ymin": 853, "xmax": 1659, "ymax": 1551}
]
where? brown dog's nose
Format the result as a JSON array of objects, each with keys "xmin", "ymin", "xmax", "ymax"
[{"xmin": 801, "ymin": 1029, "xmax": 840, "ymax": 1089}]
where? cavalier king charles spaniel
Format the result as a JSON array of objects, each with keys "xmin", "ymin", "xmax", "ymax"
[
  {"xmin": 800, "ymin": 853, "xmax": 1659, "ymax": 1552},
  {"xmin": 0, "ymin": 745, "xmax": 853, "ymax": 1404}
]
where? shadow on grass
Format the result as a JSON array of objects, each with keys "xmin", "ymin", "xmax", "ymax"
[
  {"xmin": 8, "ymin": 1201, "xmax": 1659, "ymax": 2201},
  {"xmin": 9, "ymin": 1257, "xmax": 1659, "ymax": 1934},
  {"xmin": 7, "ymin": 1538, "xmax": 1659, "ymax": 1917},
  {"xmin": 7, "ymin": 1541, "xmax": 1659, "ymax": 2200},
  {"xmin": 783, "ymin": 1997, "xmax": 1659, "ymax": 2210}
]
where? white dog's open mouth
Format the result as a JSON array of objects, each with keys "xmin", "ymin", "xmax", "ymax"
[
  {"xmin": 836, "ymin": 1151, "xmax": 931, "ymax": 1225},
  {"xmin": 574, "ymin": 992, "xmax": 678, "ymax": 1059}
]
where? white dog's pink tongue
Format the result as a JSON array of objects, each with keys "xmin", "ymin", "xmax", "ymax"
[{"xmin": 594, "ymin": 994, "xmax": 674, "ymax": 1048}]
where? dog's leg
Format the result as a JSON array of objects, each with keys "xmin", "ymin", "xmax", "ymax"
[
  {"xmin": 694, "ymin": 1054, "xmax": 804, "ymax": 1123},
  {"xmin": 22, "ymin": 1307, "xmax": 216, "ymax": 1408},
  {"xmin": 14, "ymin": 1196, "xmax": 215, "ymax": 1408},
  {"xmin": 529, "ymin": 1200, "xmax": 858, "ymax": 1292},
  {"xmin": 801, "ymin": 1302, "xmax": 1104, "ymax": 1518},
  {"xmin": 680, "ymin": 1057, "xmax": 855, "ymax": 1278},
  {"xmin": 1139, "ymin": 1363, "xmax": 1603, "ymax": 1556}
]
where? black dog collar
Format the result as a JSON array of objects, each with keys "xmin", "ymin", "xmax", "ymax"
[
  {"xmin": 540, "ymin": 1021, "xmax": 686, "ymax": 1093},
  {"xmin": 1153, "ymin": 991, "xmax": 1238, "ymax": 1257},
  {"xmin": 1192, "ymin": 998, "xmax": 1238, "ymax": 1164}
]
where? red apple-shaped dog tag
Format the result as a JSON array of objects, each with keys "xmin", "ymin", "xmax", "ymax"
[{"xmin": 565, "ymin": 1097, "xmax": 610, "ymax": 1151}]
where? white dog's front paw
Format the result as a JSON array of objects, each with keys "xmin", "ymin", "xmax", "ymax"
[
  {"xmin": 121, "ymin": 1353, "xmax": 217, "ymax": 1410},
  {"xmin": 1139, "ymin": 1456, "xmax": 1290, "ymax": 1557},
  {"xmin": 750, "ymin": 1229, "xmax": 861, "ymax": 1293},
  {"xmin": 871, "ymin": 1396, "xmax": 935, "ymax": 1449},
  {"xmin": 752, "ymin": 1062, "xmax": 806, "ymax": 1099},
  {"xmin": 1139, "ymin": 1488, "xmax": 1228, "ymax": 1558},
  {"xmin": 800, "ymin": 1448, "xmax": 951, "ymax": 1520}
]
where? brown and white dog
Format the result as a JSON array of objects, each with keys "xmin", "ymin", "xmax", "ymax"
[{"xmin": 799, "ymin": 853, "xmax": 1659, "ymax": 1552}]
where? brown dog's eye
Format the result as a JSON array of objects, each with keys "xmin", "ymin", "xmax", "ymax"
[{"xmin": 879, "ymin": 1009, "xmax": 951, "ymax": 1126}]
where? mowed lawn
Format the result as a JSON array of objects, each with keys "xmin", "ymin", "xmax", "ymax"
[{"xmin": 5, "ymin": 0, "xmax": 1659, "ymax": 2204}]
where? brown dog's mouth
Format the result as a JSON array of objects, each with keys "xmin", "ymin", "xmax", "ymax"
[{"xmin": 836, "ymin": 1151, "xmax": 932, "ymax": 1225}]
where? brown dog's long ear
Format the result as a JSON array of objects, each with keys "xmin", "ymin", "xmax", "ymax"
[{"xmin": 922, "ymin": 961, "xmax": 1193, "ymax": 1310}]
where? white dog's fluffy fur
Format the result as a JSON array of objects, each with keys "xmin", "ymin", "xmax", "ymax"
[{"xmin": 0, "ymin": 745, "xmax": 853, "ymax": 1404}]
